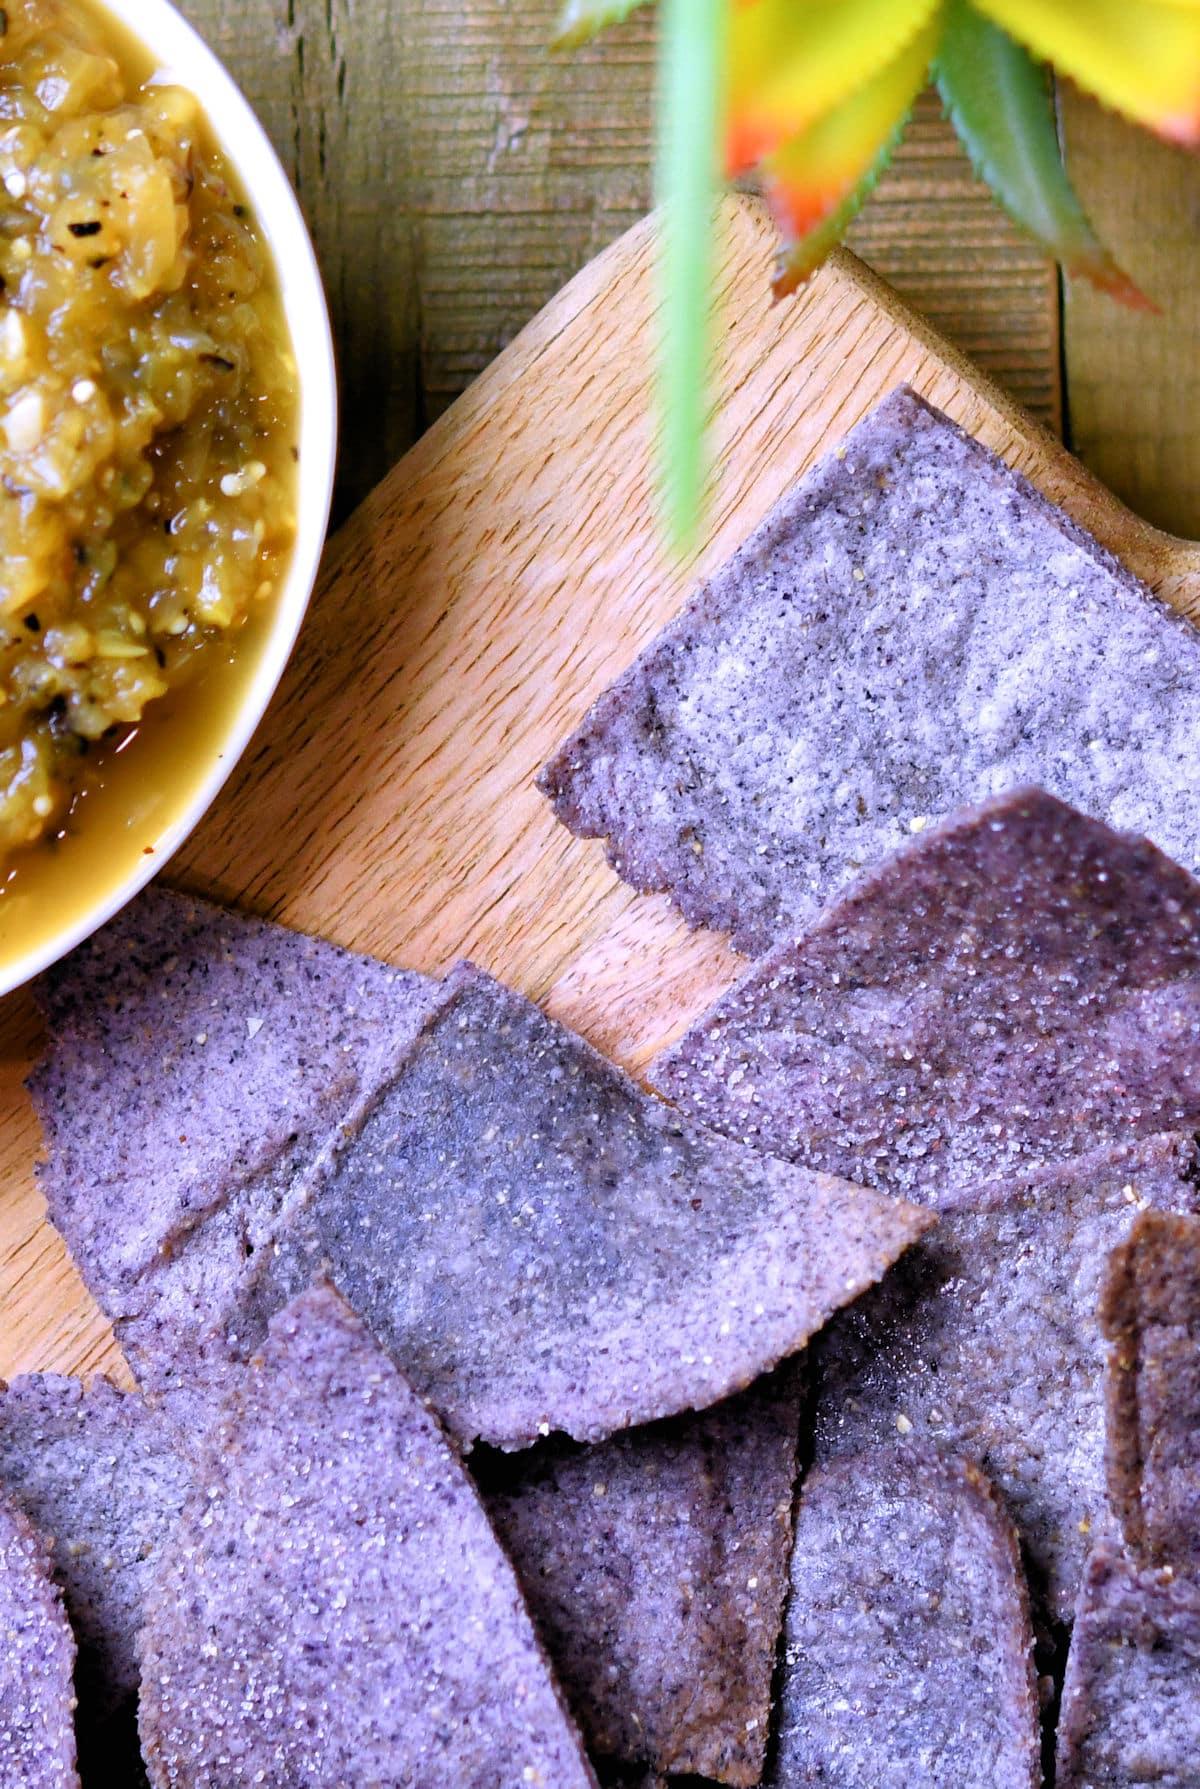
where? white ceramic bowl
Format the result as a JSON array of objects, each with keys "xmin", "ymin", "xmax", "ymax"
[{"xmin": 0, "ymin": 0, "xmax": 336, "ymax": 995}]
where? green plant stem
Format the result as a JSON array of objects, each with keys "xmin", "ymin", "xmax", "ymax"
[{"xmin": 656, "ymin": 0, "xmax": 723, "ymax": 549}]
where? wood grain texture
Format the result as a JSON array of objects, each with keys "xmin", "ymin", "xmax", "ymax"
[
  {"xmin": 180, "ymin": 0, "xmax": 658, "ymax": 517},
  {"xmin": 179, "ymin": 5, "xmax": 1063, "ymax": 515},
  {"xmin": 850, "ymin": 88, "xmax": 1063, "ymax": 436},
  {"xmin": 1060, "ymin": 88, "xmax": 1200, "ymax": 538},
  {"xmin": 0, "ymin": 194, "xmax": 1186, "ymax": 1386}
]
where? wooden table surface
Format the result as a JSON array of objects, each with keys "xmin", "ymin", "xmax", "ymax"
[{"xmin": 183, "ymin": 2, "xmax": 1200, "ymax": 538}]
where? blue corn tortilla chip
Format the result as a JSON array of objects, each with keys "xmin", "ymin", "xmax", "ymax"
[
  {"xmin": 37, "ymin": 930, "xmax": 930, "ymax": 1450},
  {"xmin": 28, "ymin": 886, "xmax": 446, "ymax": 1337},
  {"xmin": 480, "ymin": 1365, "xmax": 803, "ymax": 1785},
  {"xmin": 810, "ymin": 1134, "xmax": 1200, "ymax": 1622},
  {"xmin": 243, "ymin": 964, "xmax": 927, "ymax": 1449},
  {"xmin": 1102, "ymin": 1209, "xmax": 1200, "ymax": 1570},
  {"xmin": 0, "ymin": 1493, "xmax": 79, "ymax": 1788},
  {"xmin": 0, "ymin": 1375, "xmax": 190, "ymax": 1725},
  {"xmin": 652, "ymin": 789, "xmax": 1200, "ymax": 1204},
  {"xmin": 768, "ymin": 1447, "xmax": 1040, "ymax": 1788},
  {"xmin": 539, "ymin": 386, "xmax": 1200, "ymax": 956},
  {"xmin": 1056, "ymin": 1542, "xmax": 1200, "ymax": 1788},
  {"xmin": 137, "ymin": 1284, "xmax": 598, "ymax": 1789}
]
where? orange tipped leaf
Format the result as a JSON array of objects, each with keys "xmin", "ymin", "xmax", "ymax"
[
  {"xmin": 761, "ymin": 17, "xmax": 939, "ymax": 291},
  {"xmin": 727, "ymin": 0, "xmax": 942, "ymax": 175},
  {"xmin": 771, "ymin": 139, "xmax": 899, "ymax": 295}
]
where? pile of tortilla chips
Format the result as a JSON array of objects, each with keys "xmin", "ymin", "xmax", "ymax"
[{"xmin": 12, "ymin": 390, "xmax": 1200, "ymax": 1784}]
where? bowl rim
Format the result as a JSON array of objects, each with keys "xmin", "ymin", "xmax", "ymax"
[{"xmin": 0, "ymin": 0, "xmax": 337, "ymax": 997}]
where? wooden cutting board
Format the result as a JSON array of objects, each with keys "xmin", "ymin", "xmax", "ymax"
[{"xmin": 2, "ymin": 193, "xmax": 1198, "ymax": 1383}]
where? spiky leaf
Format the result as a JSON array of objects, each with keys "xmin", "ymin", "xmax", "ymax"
[
  {"xmin": 973, "ymin": 0, "xmax": 1200, "ymax": 144},
  {"xmin": 727, "ymin": 0, "xmax": 942, "ymax": 174},
  {"xmin": 763, "ymin": 17, "xmax": 938, "ymax": 293},
  {"xmin": 935, "ymin": 4, "xmax": 1151, "ymax": 307},
  {"xmin": 772, "ymin": 139, "xmax": 901, "ymax": 296}
]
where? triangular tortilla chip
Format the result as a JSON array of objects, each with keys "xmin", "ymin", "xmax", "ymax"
[
  {"xmin": 0, "ymin": 1494, "xmax": 79, "ymax": 1788},
  {"xmin": 540, "ymin": 386, "xmax": 1200, "ymax": 955},
  {"xmin": 653, "ymin": 789, "xmax": 1200, "ymax": 1203},
  {"xmin": 137, "ymin": 1285, "xmax": 597, "ymax": 1789},
  {"xmin": 29, "ymin": 887, "xmax": 445, "ymax": 1327},
  {"xmin": 36, "ymin": 929, "xmax": 930, "ymax": 1450},
  {"xmin": 810, "ymin": 1134, "xmax": 1200, "ymax": 1621},
  {"xmin": 769, "ymin": 1448, "xmax": 1039, "ymax": 1788},
  {"xmin": 1102, "ymin": 1209, "xmax": 1200, "ymax": 1569},
  {"xmin": 258, "ymin": 964, "xmax": 927, "ymax": 1448},
  {"xmin": 480, "ymin": 1365, "xmax": 803, "ymax": 1784},
  {"xmin": 1057, "ymin": 1542, "xmax": 1200, "ymax": 1788}
]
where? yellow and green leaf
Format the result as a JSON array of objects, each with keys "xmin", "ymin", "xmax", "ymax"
[
  {"xmin": 771, "ymin": 139, "xmax": 902, "ymax": 296},
  {"xmin": 935, "ymin": 2, "xmax": 1152, "ymax": 306},
  {"xmin": 727, "ymin": 0, "xmax": 942, "ymax": 174},
  {"xmin": 972, "ymin": 0, "xmax": 1200, "ymax": 144},
  {"xmin": 762, "ymin": 17, "xmax": 939, "ymax": 293},
  {"xmin": 555, "ymin": 0, "xmax": 652, "ymax": 51}
]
